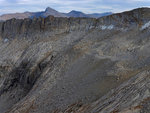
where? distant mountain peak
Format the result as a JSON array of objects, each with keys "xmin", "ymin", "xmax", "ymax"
[
  {"xmin": 70, "ymin": 10, "xmax": 81, "ymax": 12},
  {"xmin": 45, "ymin": 7, "xmax": 56, "ymax": 12},
  {"xmin": 43, "ymin": 7, "xmax": 66, "ymax": 17},
  {"xmin": 67, "ymin": 10, "xmax": 88, "ymax": 17},
  {"xmin": 69, "ymin": 10, "xmax": 84, "ymax": 14}
]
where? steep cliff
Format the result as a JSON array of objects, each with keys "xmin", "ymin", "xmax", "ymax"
[
  {"xmin": 0, "ymin": 8, "xmax": 150, "ymax": 113},
  {"xmin": 0, "ymin": 8, "xmax": 150, "ymax": 39}
]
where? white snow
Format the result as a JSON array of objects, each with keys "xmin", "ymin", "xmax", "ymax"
[
  {"xmin": 100, "ymin": 25, "xmax": 114, "ymax": 30},
  {"xmin": 101, "ymin": 26, "xmax": 107, "ymax": 30},
  {"xmin": 107, "ymin": 25, "xmax": 114, "ymax": 30},
  {"xmin": 141, "ymin": 21, "xmax": 150, "ymax": 30},
  {"xmin": 3, "ymin": 38, "xmax": 9, "ymax": 43},
  {"xmin": 89, "ymin": 25, "xmax": 95, "ymax": 29}
]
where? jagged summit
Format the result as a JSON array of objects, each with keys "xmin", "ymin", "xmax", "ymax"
[
  {"xmin": 42, "ymin": 7, "xmax": 67, "ymax": 17},
  {"xmin": 45, "ymin": 7, "xmax": 55, "ymax": 12}
]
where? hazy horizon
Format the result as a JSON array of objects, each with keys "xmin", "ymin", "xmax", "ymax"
[{"xmin": 0, "ymin": 0, "xmax": 150, "ymax": 15}]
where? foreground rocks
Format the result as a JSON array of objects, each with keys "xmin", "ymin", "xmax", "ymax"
[
  {"xmin": 0, "ymin": 8, "xmax": 150, "ymax": 113},
  {"xmin": 62, "ymin": 70, "xmax": 150, "ymax": 113}
]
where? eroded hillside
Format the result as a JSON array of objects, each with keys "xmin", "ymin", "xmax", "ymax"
[{"xmin": 0, "ymin": 8, "xmax": 150, "ymax": 113}]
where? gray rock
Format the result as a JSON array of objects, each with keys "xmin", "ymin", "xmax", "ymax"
[{"xmin": 0, "ymin": 7, "xmax": 150, "ymax": 113}]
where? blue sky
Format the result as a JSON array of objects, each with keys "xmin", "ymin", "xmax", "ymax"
[{"xmin": 0, "ymin": 0, "xmax": 150, "ymax": 15}]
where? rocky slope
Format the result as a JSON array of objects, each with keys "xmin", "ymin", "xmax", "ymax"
[
  {"xmin": 0, "ymin": 8, "xmax": 150, "ymax": 113},
  {"xmin": 61, "ymin": 70, "xmax": 150, "ymax": 113}
]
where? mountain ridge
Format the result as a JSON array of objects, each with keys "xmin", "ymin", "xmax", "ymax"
[
  {"xmin": 65, "ymin": 10, "xmax": 112, "ymax": 18},
  {"xmin": 0, "ymin": 7, "xmax": 112, "ymax": 21},
  {"xmin": 0, "ymin": 7, "xmax": 150, "ymax": 113}
]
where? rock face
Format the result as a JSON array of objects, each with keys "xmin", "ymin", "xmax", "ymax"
[{"xmin": 0, "ymin": 8, "xmax": 150, "ymax": 113}]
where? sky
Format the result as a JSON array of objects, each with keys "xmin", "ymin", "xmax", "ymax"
[{"xmin": 0, "ymin": 0, "xmax": 150, "ymax": 15}]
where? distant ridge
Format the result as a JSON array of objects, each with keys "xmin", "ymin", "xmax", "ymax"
[
  {"xmin": 65, "ymin": 10, "xmax": 88, "ymax": 17},
  {"xmin": 65, "ymin": 10, "xmax": 112, "ymax": 18},
  {"xmin": 0, "ymin": 7, "xmax": 112, "ymax": 21}
]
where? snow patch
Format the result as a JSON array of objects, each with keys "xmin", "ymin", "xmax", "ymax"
[
  {"xmin": 107, "ymin": 25, "xmax": 114, "ymax": 30},
  {"xmin": 100, "ymin": 25, "xmax": 114, "ymax": 30},
  {"xmin": 141, "ymin": 21, "xmax": 150, "ymax": 30},
  {"xmin": 3, "ymin": 38, "xmax": 9, "ymax": 43},
  {"xmin": 89, "ymin": 25, "xmax": 95, "ymax": 29}
]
